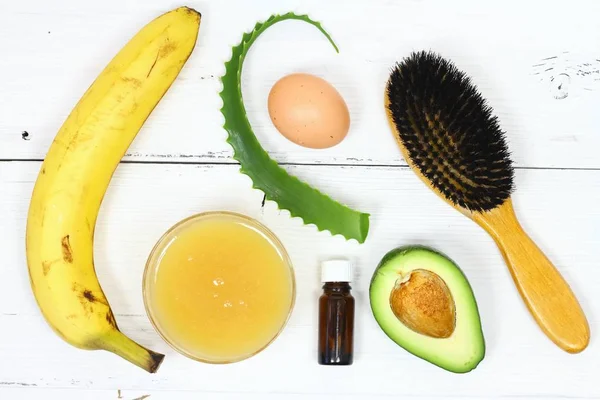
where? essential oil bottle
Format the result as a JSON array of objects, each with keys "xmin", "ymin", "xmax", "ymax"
[{"xmin": 318, "ymin": 259, "xmax": 355, "ymax": 365}]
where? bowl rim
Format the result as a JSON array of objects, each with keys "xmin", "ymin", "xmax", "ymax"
[{"xmin": 142, "ymin": 210, "xmax": 296, "ymax": 364}]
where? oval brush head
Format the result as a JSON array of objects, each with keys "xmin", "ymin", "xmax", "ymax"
[
  {"xmin": 386, "ymin": 50, "xmax": 514, "ymax": 212},
  {"xmin": 384, "ymin": 50, "xmax": 590, "ymax": 354}
]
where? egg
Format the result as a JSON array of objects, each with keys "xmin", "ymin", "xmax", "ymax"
[{"xmin": 267, "ymin": 73, "xmax": 350, "ymax": 149}]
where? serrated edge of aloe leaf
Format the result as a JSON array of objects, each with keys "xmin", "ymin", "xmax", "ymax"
[{"xmin": 218, "ymin": 12, "xmax": 370, "ymax": 243}]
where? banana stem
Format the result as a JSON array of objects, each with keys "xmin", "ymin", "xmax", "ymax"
[{"xmin": 101, "ymin": 330, "xmax": 165, "ymax": 373}]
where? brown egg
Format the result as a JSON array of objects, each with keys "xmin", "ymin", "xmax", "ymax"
[{"xmin": 268, "ymin": 73, "xmax": 350, "ymax": 149}]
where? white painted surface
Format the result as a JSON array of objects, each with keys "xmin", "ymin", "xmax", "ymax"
[
  {"xmin": 2, "ymin": 0, "xmax": 600, "ymax": 167},
  {"xmin": 1, "ymin": 0, "xmax": 599, "ymax": 399}
]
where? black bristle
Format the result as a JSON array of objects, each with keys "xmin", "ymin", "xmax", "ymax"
[{"xmin": 386, "ymin": 50, "xmax": 514, "ymax": 212}]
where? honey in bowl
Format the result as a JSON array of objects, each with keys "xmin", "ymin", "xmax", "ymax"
[{"xmin": 143, "ymin": 211, "xmax": 295, "ymax": 363}]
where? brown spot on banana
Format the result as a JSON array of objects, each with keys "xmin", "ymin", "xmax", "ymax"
[
  {"xmin": 159, "ymin": 40, "xmax": 177, "ymax": 59},
  {"xmin": 41, "ymin": 258, "xmax": 61, "ymax": 276},
  {"xmin": 61, "ymin": 235, "xmax": 73, "ymax": 263},
  {"xmin": 183, "ymin": 7, "xmax": 201, "ymax": 18},
  {"xmin": 121, "ymin": 76, "xmax": 142, "ymax": 88},
  {"xmin": 146, "ymin": 38, "xmax": 179, "ymax": 79},
  {"xmin": 105, "ymin": 311, "xmax": 117, "ymax": 328},
  {"xmin": 83, "ymin": 290, "xmax": 95, "ymax": 302},
  {"xmin": 42, "ymin": 261, "xmax": 51, "ymax": 276},
  {"xmin": 71, "ymin": 284, "xmax": 109, "ymax": 315},
  {"xmin": 81, "ymin": 289, "xmax": 109, "ymax": 307}
]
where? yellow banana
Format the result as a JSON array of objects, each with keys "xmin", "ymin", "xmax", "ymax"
[{"xmin": 26, "ymin": 7, "xmax": 201, "ymax": 372}]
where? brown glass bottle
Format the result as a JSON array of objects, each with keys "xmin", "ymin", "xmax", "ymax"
[{"xmin": 318, "ymin": 260, "xmax": 354, "ymax": 365}]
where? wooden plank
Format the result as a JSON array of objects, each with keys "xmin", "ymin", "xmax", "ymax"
[
  {"xmin": 1, "ymin": 161, "xmax": 598, "ymax": 397},
  {"xmin": 1, "ymin": 0, "xmax": 600, "ymax": 168},
  {"xmin": 1, "ymin": 388, "xmax": 591, "ymax": 400}
]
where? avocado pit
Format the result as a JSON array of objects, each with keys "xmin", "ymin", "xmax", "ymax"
[{"xmin": 389, "ymin": 269, "xmax": 456, "ymax": 338}]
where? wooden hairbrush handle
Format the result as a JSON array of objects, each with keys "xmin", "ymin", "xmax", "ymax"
[{"xmin": 474, "ymin": 199, "xmax": 590, "ymax": 353}]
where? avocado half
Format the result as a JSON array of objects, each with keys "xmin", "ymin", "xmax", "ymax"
[{"xmin": 369, "ymin": 245, "xmax": 485, "ymax": 373}]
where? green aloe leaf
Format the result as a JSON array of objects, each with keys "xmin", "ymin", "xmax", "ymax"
[{"xmin": 219, "ymin": 12, "xmax": 370, "ymax": 243}]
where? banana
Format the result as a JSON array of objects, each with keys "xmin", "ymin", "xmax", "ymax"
[{"xmin": 25, "ymin": 7, "xmax": 200, "ymax": 372}]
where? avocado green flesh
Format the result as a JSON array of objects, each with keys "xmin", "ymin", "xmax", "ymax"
[{"xmin": 369, "ymin": 246, "xmax": 485, "ymax": 373}]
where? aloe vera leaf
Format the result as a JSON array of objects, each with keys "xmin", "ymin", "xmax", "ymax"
[{"xmin": 219, "ymin": 12, "xmax": 370, "ymax": 243}]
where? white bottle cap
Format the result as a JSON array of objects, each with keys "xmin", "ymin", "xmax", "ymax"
[{"xmin": 321, "ymin": 259, "xmax": 353, "ymax": 282}]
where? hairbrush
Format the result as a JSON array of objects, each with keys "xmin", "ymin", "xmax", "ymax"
[{"xmin": 384, "ymin": 50, "xmax": 589, "ymax": 353}]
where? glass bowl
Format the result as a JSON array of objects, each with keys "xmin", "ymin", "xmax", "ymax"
[{"xmin": 143, "ymin": 211, "xmax": 296, "ymax": 363}]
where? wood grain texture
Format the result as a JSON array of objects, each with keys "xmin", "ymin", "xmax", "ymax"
[
  {"xmin": 474, "ymin": 200, "xmax": 590, "ymax": 353},
  {"xmin": 2, "ymin": 388, "xmax": 593, "ymax": 400},
  {"xmin": 532, "ymin": 52, "xmax": 600, "ymax": 100},
  {"xmin": 1, "ymin": 0, "xmax": 600, "ymax": 167},
  {"xmin": 1, "ymin": 162, "xmax": 599, "ymax": 398}
]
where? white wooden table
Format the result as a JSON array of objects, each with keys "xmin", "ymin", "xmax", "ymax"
[{"xmin": 1, "ymin": 0, "xmax": 599, "ymax": 398}]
